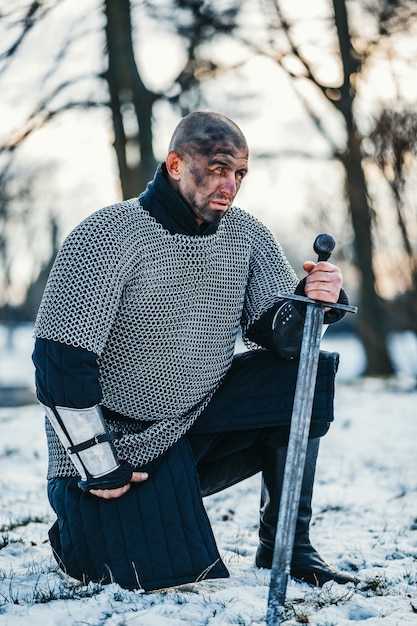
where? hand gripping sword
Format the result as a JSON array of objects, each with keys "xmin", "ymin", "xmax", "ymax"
[{"xmin": 266, "ymin": 234, "xmax": 358, "ymax": 625}]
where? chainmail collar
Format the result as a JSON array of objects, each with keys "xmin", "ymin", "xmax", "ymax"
[{"xmin": 139, "ymin": 163, "xmax": 219, "ymax": 237}]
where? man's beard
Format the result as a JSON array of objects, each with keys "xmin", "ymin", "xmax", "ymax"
[{"xmin": 182, "ymin": 191, "xmax": 232, "ymax": 224}]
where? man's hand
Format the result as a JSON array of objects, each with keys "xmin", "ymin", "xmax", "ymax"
[
  {"xmin": 89, "ymin": 471, "xmax": 149, "ymax": 499},
  {"xmin": 303, "ymin": 261, "xmax": 342, "ymax": 305}
]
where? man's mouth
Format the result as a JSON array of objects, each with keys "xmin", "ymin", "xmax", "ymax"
[{"xmin": 210, "ymin": 198, "xmax": 230, "ymax": 210}]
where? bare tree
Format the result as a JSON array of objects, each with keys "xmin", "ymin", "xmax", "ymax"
[
  {"xmin": 0, "ymin": 158, "xmax": 58, "ymax": 318},
  {"xmin": 368, "ymin": 108, "xmax": 417, "ymax": 331},
  {"xmin": 103, "ymin": 0, "xmax": 158, "ymax": 198},
  {"xmin": 234, "ymin": 0, "xmax": 417, "ymax": 375},
  {"xmin": 103, "ymin": 0, "xmax": 241, "ymax": 197},
  {"xmin": 0, "ymin": 2, "xmax": 107, "ymax": 319}
]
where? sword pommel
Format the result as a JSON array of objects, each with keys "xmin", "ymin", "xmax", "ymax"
[{"xmin": 314, "ymin": 233, "xmax": 335, "ymax": 262}]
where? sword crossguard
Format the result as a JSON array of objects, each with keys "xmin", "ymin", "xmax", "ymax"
[{"xmin": 278, "ymin": 292, "xmax": 358, "ymax": 315}]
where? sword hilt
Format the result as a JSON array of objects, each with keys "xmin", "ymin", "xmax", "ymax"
[{"xmin": 278, "ymin": 233, "xmax": 358, "ymax": 314}]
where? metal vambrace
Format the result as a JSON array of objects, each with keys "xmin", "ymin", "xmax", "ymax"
[{"xmin": 41, "ymin": 403, "xmax": 132, "ymax": 491}]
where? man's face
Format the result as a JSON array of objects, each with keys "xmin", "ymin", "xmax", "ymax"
[{"xmin": 173, "ymin": 144, "xmax": 249, "ymax": 225}]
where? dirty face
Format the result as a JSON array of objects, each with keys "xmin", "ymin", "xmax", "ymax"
[{"xmin": 172, "ymin": 142, "xmax": 249, "ymax": 225}]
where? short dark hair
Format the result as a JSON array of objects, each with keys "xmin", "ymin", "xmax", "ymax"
[{"xmin": 169, "ymin": 111, "xmax": 248, "ymax": 157}]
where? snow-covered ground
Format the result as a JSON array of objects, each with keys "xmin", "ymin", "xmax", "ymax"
[{"xmin": 0, "ymin": 325, "xmax": 416, "ymax": 625}]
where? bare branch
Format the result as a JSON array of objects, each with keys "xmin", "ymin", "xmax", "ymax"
[
  {"xmin": 268, "ymin": 0, "xmax": 333, "ymax": 99},
  {"xmin": 1, "ymin": 98, "xmax": 106, "ymax": 154},
  {"xmin": 0, "ymin": 1, "xmax": 56, "ymax": 74}
]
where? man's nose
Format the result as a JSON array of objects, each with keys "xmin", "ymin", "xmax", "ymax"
[{"xmin": 220, "ymin": 174, "xmax": 237, "ymax": 196}]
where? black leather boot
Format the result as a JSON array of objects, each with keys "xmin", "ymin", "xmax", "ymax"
[{"xmin": 255, "ymin": 438, "xmax": 358, "ymax": 586}]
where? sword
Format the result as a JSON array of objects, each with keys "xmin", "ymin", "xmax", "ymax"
[{"xmin": 266, "ymin": 234, "xmax": 357, "ymax": 625}]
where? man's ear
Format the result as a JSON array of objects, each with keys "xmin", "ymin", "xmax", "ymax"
[{"xmin": 166, "ymin": 151, "xmax": 184, "ymax": 181}]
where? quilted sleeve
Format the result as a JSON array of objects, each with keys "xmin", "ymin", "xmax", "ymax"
[{"xmin": 32, "ymin": 337, "xmax": 102, "ymax": 409}]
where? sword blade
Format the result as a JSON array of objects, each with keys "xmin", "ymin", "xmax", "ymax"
[{"xmin": 266, "ymin": 303, "xmax": 324, "ymax": 625}]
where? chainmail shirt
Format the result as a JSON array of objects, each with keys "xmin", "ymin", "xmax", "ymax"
[{"xmin": 34, "ymin": 199, "xmax": 298, "ymax": 474}]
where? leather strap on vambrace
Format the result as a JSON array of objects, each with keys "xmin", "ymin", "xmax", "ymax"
[{"xmin": 69, "ymin": 430, "xmax": 121, "ymax": 454}]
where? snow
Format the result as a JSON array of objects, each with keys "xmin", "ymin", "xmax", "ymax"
[{"xmin": 0, "ymin": 326, "xmax": 416, "ymax": 625}]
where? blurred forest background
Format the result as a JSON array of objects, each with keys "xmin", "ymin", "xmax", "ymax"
[{"xmin": 1, "ymin": 0, "xmax": 417, "ymax": 378}]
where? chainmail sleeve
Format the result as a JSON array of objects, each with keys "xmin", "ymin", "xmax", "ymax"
[
  {"xmin": 34, "ymin": 201, "xmax": 140, "ymax": 355},
  {"xmin": 240, "ymin": 216, "xmax": 299, "ymax": 348}
]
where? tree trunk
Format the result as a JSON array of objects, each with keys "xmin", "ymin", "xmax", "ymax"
[
  {"xmin": 332, "ymin": 0, "xmax": 394, "ymax": 375},
  {"xmin": 341, "ymin": 130, "xmax": 394, "ymax": 374},
  {"xmin": 103, "ymin": 0, "xmax": 157, "ymax": 198}
]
